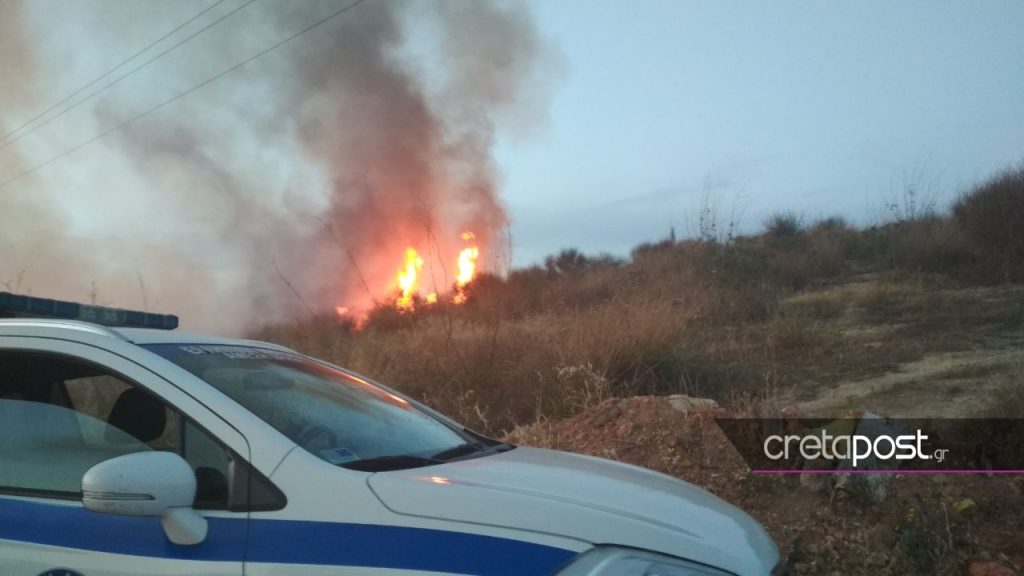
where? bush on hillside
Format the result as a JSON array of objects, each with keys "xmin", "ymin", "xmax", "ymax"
[
  {"xmin": 954, "ymin": 166, "xmax": 1024, "ymax": 281},
  {"xmin": 764, "ymin": 212, "xmax": 804, "ymax": 239},
  {"xmin": 543, "ymin": 249, "xmax": 622, "ymax": 277},
  {"xmin": 859, "ymin": 217, "xmax": 974, "ymax": 277}
]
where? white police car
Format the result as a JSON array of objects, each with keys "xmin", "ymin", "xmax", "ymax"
[{"xmin": 0, "ymin": 292, "xmax": 780, "ymax": 575}]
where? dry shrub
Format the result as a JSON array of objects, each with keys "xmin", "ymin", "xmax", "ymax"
[
  {"xmin": 893, "ymin": 217, "xmax": 973, "ymax": 274},
  {"xmin": 954, "ymin": 165, "xmax": 1024, "ymax": 281},
  {"xmin": 725, "ymin": 368, "xmax": 785, "ymax": 418},
  {"xmin": 763, "ymin": 211, "xmax": 804, "ymax": 239},
  {"xmin": 540, "ymin": 363, "xmax": 611, "ymax": 413},
  {"xmin": 858, "ymin": 217, "xmax": 974, "ymax": 277},
  {"xmin": 260, "ymin": 296, "xmax": 706, "ymax": 435},
  {"xmin": 695, "ymin": 217, "xmax": 859, "ymax": 298}
]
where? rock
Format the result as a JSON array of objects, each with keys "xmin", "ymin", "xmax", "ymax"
[
  {"xmin": 834, "ymin": 471, "xmax": 888, "ymax": 504},
  {"xmin": 953, "ymin": 497, "xmax": 976, "ymax": 516},
  {"xmin": 667, "ymin": 395, "xmax": 719, "ymax": 415},
  {"xmin": 969, "ymin": 561, "xmax": 1017, "ymax": 576}
]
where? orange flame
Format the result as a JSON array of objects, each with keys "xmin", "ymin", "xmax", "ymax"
[
  {"xmin": 453, "ymin": 232, "xmax": 479, "ymax": 304},
  {"xmin": 456, "ymin": 250, "xmax": 479, "ymax": 287},
  {"xmin": 338, "ymin": 233, "xmax": 481, "ymax": 317},
  {"xmin": 396, "ymin": 247, "xmax": 423, "ymax": 310}
]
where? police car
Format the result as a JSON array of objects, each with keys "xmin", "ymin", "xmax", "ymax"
[{"xmin": 0, "ymin": 292, "xmax": 780, "ymax": 576}]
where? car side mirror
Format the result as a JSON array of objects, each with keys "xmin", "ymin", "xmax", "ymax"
[{"xmin": 82, "ymin": 451, "xmax": 208, "ymax": 546}]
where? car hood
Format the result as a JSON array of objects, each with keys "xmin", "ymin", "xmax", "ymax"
[{"xmin": 368, "ymin": 446, "xmax": 777, "ymax": 575}]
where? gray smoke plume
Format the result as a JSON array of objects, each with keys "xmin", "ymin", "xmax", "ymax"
[
  {"xmin": 0, "ymin": 0, "xmax": 556, "ymax": 332},
  {"xmin": 0, "ymin": 1, "xmax": 63, "ymax": 288}
]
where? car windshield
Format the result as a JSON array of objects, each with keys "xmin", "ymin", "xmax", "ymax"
[{"xmin": 144, "ymin": 343, "xmax": 497, "ymax": 470}]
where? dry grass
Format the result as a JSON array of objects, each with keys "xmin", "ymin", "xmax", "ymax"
[
  {"xmin": 781, "ymin": 291, "xmax": 848, "ymax": 321},
  {"xmin": 255, "ymin": 172, "xmax": 1024, "ymax": 435},
  {"xmin": 858, "ymin": 279, "xmax": 956, "ymax": 322},
  {"xmin": 954, "ymin": 165, "xmax": 1024, "ymax": 281},
  {"xmin": 258, "ymin": 295, "xmax": 707, "ymax": 433},
  {"xmin": 981, "ymin": 361, "xmax": 1024, "ymax": 418}
]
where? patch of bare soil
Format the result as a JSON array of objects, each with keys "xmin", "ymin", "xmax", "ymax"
[
  {"xmin": 795, "ymin": 347, "xmax": 1024, "ymax": 417},
  {"xmin": 506, "ymin": 396, "xmax": 1024, "ymax": 576},
  {"xmin": 779, "ymin": 280, "xmax": 1024, "ymax": 418}
]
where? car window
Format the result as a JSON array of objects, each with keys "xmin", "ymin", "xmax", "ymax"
[
  {"xmin": 0, "ymin": 351, "xmax": 232, "ymax": 508},
  {"xmin": 0, "ymin": 398, "xmax": 148, "ymax": 494},
  {"xmin": 64, "ymin": 375, "xmax": 178, "ymax": 450},
  {"xmin": 144, "ymin": 344, "xmax": 481, "ymax": 470}
]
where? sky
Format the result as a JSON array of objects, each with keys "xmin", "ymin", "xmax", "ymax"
[
  {"xmin": 500, "ymin": 1, "xmax": 1024, "ymax": 263},
  {"xmin": 1, "ymin": 0, "xmax": 1023, "ymax": 330}
]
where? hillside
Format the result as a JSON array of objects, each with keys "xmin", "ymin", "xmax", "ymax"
[{"xmin": 255, "ymin": 167, "xmax": 1024, "ymax": 575}]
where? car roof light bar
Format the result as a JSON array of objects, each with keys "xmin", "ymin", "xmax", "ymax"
[{"xmin": 0, "ymin": 291, "xmax": 179, "ymax": 330}]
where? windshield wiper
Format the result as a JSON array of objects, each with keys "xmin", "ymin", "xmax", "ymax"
[
  {"xmin": 345, "ymin": 441, "xmax": 515, "ymax": 471},
  {"xmin": 342, "ymin": 454, "xmax": 442, "ymax": 472},
  {"xmin": 430, "ymin": 441, "xmax": 507, "ymax": 462}
]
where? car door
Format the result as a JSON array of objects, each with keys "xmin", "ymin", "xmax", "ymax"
[{"xmin": 0, "ymin": 339, "xmax": 251, "ymax": 576}]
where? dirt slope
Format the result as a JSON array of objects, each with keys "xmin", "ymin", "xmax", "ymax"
[{"xmin": 507, "ymin": 396, "xmax": 1024, "ymax": 575}]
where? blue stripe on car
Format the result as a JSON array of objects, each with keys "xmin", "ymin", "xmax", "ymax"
[{"xmin": 0, "ymin": 497, "xmax": 576, "ymax": 576}]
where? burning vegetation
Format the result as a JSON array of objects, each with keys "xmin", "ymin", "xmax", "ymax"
[
  {"xmin": 388, "ymin": 230, "xmax": 480, "ymax": 312},
  {"xmin": 337, "ymin": 229, "xmax": 481, "ymax": 321},
  {"xmin": 0, "ymin": 1, "xmax": 556, "ymax": 333}
]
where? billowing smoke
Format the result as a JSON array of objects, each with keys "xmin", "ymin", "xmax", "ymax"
[
  {"xmin": 0, "ymin": 1, "xmax": 72, "ymax": 295},
  {"xmin": 0, "ymin": 0, "xmax": 556, "ymax": 332}
]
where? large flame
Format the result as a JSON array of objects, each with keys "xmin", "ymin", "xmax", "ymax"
[
  {"xmin": 395, "ymin": 247, "xmax": 424, "ymax": 310},
  {"xmin": 453, "ymin": 232, "xmax": 479, "ymax": 304},
  {"xmin": 338, "ymin": 231, "xmax": 481, "ymax": 320},
  {"xmin": 456, "ymin": 233, "xmax": 480, "ymax": 287}
]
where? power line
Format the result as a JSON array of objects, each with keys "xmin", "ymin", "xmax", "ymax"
[
  {"xmin": 0, "ymin": 0, "xmax": 370, "ymax": 190},
  {"xmin": 0, "ymin": 0, "xmax": 227, "ymax": 146},
  {"xmin": 0, "ymin": 0, "xmax": 256, "ymax": 152}
]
